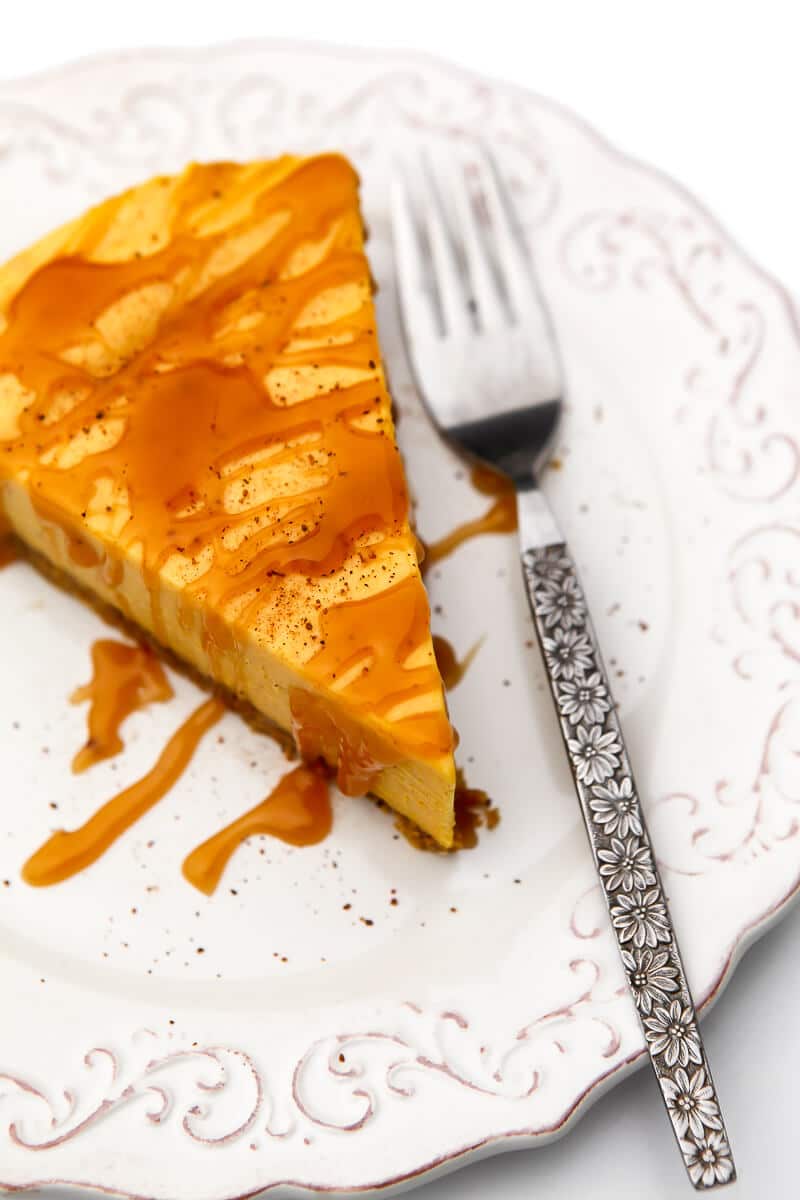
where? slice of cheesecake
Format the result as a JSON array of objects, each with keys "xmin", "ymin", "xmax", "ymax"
[{"xmin": 0, "ymin": 155, "xmax": 456, "ymax": 846}]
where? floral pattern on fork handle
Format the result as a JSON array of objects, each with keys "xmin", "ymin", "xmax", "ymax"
[{"xmin": 523, "ymin": 544, "xmax": 735, "ymax": 1190}]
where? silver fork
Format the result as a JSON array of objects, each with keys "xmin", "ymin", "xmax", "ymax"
[{"xmin": 391, "ymin": 148, "xmax": 735, "ymax": 1191}]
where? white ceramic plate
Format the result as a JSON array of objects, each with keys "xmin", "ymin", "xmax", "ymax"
[{"xmin": 1, "ymin": 39, "xmax": 799, "ymax": 1199}]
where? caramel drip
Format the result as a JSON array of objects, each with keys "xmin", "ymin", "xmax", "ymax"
[
  {"xmin": 22, "ymin": 697, "xmax": 224, "ymax": 886},
  {"xmin": 70, "ymin": 638, "xmax": 174, "ymax": 772},
  {"xmin": 0, "ymin": 537, "xmax": 18, "ymax": 568},
  {"xmin": 425, "ymin": 465, "xmax": 517, "ymax": 567},
  {"xmin": 395, "ymin": 774, "xmax": 499, "ymax": 852},
  {"xmin": 65, "ymin": 531, "xmax": 103, "ymax": 568},
  {"xmin": 290, "ymin": 687, "xmax": 397, "ymax": 796},
  {"xmin": 182, "ymin": 761, "xmax": 332, "ymax": 895},
  {"xmin": 432, "ymin": 635, "xmax": 483, "ymax": 690},
  {"xmin": 0, "ymin": 155, "xmax": 452, "ymax": 771},
  {"xmin": 102, "ymin": 555, "xmax": 124, "ymax": 588},
  {"xmin": 292, "ymin": 574, "xmax": 452, "ymax": 788}
]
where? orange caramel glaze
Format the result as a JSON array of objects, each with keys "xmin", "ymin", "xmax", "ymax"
[
  {"xmin": 290, "ymin": 574, "xmax": 452, "ymax": 793},
  {"xmin": 65, "ymin": 530, "xmax": 103, "ymax": 568},
  {"xmin": 22, "ymin": 697, "xmax": 224, "ymax": 886},
  {"xmin": 182, "ymin": 761, "xmax": 332, "ymax": 895},
  {"xmin": 70, "ymin": 638, "xmax": 174, "ymax": 773},
  {"xmin": 425, "ymin": 465, "xmax": 517, "ymax": 568},
  {"xmin": 432, "ymin": 634, "xmax": 483, "ymax": 690},
  {"xmin": 0, "ymin": 155, "xmax": 453, "ymax": 785},
  {"xmin": 291, "ymin": 686, "xmax": 399, "ymax": 796}
]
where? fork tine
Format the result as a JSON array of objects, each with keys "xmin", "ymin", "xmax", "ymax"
[
  {"xmin": 442, "ymin": 153, "xmax": 509, "ymax": 330},
  {"xmin": 390, "ymin": 173, "xmax": 442, "ymax": 346},
  {"xmin": 474, "ymin": 147, "xmax": 539, "ymax": 324},
  {"xmin": 414, "ymin": 152, "xmax": 470, "ymax": 336}
]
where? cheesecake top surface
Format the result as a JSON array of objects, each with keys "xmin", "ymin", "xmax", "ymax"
[{"xmin": 0, "ymin": 155, "xmax": 453, "ymax": 766}]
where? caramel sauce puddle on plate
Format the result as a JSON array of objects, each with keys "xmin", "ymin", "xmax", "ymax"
[
  {"xmin": 182, "ymin": 761, "xmax": 332, "ymax": 895},
  {"xmin": 70, "ymin": 638, "xmax": 174, "ymax": 772},
  {"xmin": 23, "ymin": 697, "xmax": 224, "ymax": 886},
  {"xmin": 424, "ymin": 465, "xmax": 517, "ymax": 568},
  {"xmin": 432, "ymin": 634, "xmax": 483, "ymax": 690}
]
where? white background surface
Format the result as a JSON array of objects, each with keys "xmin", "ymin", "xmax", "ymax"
[{"xmin": 2, "ymin": 3, "xmax": 798, "ymax": 1197}]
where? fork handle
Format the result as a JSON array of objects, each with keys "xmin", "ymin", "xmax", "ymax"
[{"xmin": 517, "ymin": 487, "xmax": 735, "ymax": 1190}]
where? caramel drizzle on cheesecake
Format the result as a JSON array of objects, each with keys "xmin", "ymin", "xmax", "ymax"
[{"xmin": 0, "ymin": 156, "xmax": 453, "ymax": 796}]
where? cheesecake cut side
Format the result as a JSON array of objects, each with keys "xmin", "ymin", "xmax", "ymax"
[{"xmin": 0, "ymin": 155, "xmax": 456, "ymax": 846}]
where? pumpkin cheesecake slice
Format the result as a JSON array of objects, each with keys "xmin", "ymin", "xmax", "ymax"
[{"xmin": 0, "ymin": 155, "xmax": 456, "ymax": 846}]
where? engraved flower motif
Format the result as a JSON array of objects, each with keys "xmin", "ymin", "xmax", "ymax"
[
  {"xmin": 680, "ymin": 1131, "xmax": 734, "ymax": 1188},
  {"xmin": 589, "ymin": 777, "xmax": 642, "ymax": 837},
  {"xmin": 663, "ymin": 1067, "xmax": 722, "ymax": 1138},
  {"xmin": 536, "ymin": 575, "xmax": 585, "ymax": 630},
  {"xmin": 597, "ymin": 835, "xmax": 656, "ymax": 892},
  {"xmin": 527, "ymin": 548, "xmax": 571, "ymax": 583},
  {"xmin": 557, "ymin": 671, "xmax": 610, "ymax": 726},
  {"xmin": 542, "ymin": 627, "xmax": 593, "ymax": 681},
  {"xmin": 610, "ymin": 887, "xmax": 670, "ymax": 947},
  {"xmin": 620, "ymin": 946, "xmax": 680, "ymax": 1014},
  {"xmin": 567, "ymin": 724, "xmax": 621, "ymax": 784},
  {"xmin": 644, "ymin": 1000, "xmax": 702, "ymax": 1068}
]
